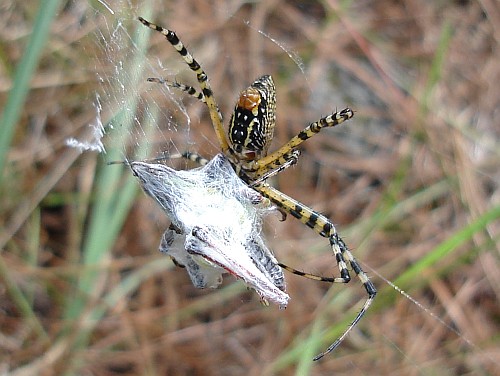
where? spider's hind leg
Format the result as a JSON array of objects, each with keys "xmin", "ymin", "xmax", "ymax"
[
  {"xmin": 312, "ymin": 231, "xmax": 377, "ymax": 361},
  {"xmin": 278, "ymin": 262, "xmax": 341, "ymax": 284},
  {"xmin": 254, "ymin": 182, "xmax": 376, "ymax": 361}
]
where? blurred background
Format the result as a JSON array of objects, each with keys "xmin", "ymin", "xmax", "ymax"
[{"xmin": 1, "ymin": 1, "xmax": 498, "ymax": 375}]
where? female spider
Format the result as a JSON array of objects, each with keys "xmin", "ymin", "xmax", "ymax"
[{"xmin": 138, "ymin": 16, "xmax": 376, "ymax": 361}]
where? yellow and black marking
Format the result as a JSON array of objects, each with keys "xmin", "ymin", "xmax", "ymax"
[
  {"xmin": 138, "ymin": 17, "xmax": 375, "ymax": 362},
  {"xmin": 251, "ymin": 149, "xmax": 300, "ymax": 182},
  {"xmin": 253, "ymin": 183, "xmax": 336, "ymax": 236},
  {"xmin": 277, "ymin": 262, "xmax": 337, "ymax": 283},
  {"xmin": 228, "ymin": 75, "xmax": 277, "ymax": 161},
  {"xmin": 180, "ymin": 152, "xmax": 209, "ymax": 166}
]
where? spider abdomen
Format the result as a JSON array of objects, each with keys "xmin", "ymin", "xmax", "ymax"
[{"xmin": 228, "ymin": 75, "xmax": 276, "ymax": 161}]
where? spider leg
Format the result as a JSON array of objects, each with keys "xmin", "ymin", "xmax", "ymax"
[
  {"xmin": 178, "ymin": 152, "xmax": 209, "ymax": 166},
  {"xmin": 138, "ymin": 17, "xmax": 230, "ymax": 153},
  {"xmin": 278, "ymin": 262, "xmax": 338, "ymax": 283},
  {"xmin": 254, "ymin": 182, "xmax": 376, "ymax": 361},
  {"xmin": 129, "ymin": 152, "xmax": 209, "ymax": 166},
  {"xmin": 251, "ymin": 150, "xmax": 301, "ymax": 184},
  {"xmin": 251, "ymin": 108, "xmax": 354, "ymax": 173},
  {"xmin": 147, "ymin": 77, "xmax": 206, "ymax": 103}
]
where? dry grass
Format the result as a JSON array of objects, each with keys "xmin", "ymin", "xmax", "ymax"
[{"xmin": 1, "ymin": 0, "xmax": 499, "ymax": 375}]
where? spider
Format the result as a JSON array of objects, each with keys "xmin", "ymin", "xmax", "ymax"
[{"xmin": 138, "ymin": 16, "xmax": 376, "ymax": 361}]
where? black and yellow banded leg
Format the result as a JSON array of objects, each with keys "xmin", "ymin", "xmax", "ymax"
[
  {"xmin": 278, "ymin": 263, "xmax": 339, "ymax": 283},
  {"xmin": 138, "ymin": 17, "xmax": 230, "ymax": 153},
  {"xmin": 252, "ymin": 108, "xmax": 354, "ymax": 173},
  {"xmin": 147, "ymin": 77, "xmax": 206, "ymax": 103},
  {"xmin": 254, "ymin": 181, "xmax": 376, "ymax": 361},
  {"xmin": 163, "ymin": 151, "xmax": 209, "ymax": 166},
  {"xmin": 119, "ymin": 152, "xmax": 209, "ymax": 166},
  {"xmin": 314, "ymin": 235, "xmax": 376, "ymax": 361},
  {"xmin": 180, "ymin": 151, "xmax": 209, "ymax": 166},
  {"xmin": 250, "ymin": 150, "xmax": 301, "ymax": 184}
]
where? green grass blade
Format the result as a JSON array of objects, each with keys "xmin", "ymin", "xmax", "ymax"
[
  {"xmin": 391, "ymin": 204, "xmax": 500, "ymax": 289},
  {"xmin": 0, "ymin": 0, "xmax": 61, "ymax": 183}
]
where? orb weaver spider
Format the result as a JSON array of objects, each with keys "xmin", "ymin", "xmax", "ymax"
[{"xmin": 137, "ymin": 17, "xmax": 376, "ymax": 361}]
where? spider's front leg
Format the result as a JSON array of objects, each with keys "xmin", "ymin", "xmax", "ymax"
[
  {"xmin": 253, "ymin": 182, "xmax": 376, "ymax": 361},
  {"xmin": 138, "ymin": 17, "xmax": 230, "ymax": 154}
]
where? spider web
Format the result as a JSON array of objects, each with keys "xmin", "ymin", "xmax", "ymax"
[{"xmin": 66, "ymin": 8, "xmax": 190, "ymax": 161}]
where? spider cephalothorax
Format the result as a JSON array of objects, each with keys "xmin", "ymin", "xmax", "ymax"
[{"xmin": 137, "ymin": 17, "xmax": 376, "ymax": 361}]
